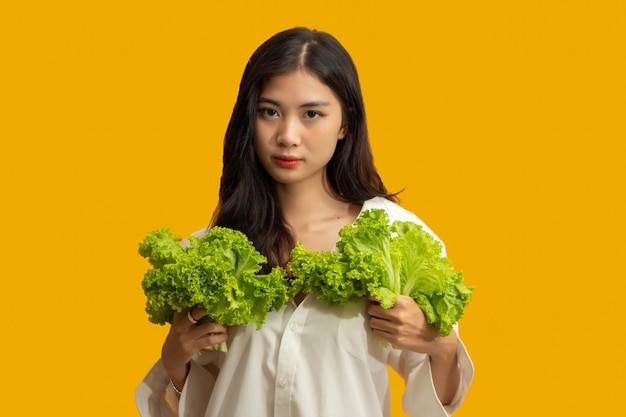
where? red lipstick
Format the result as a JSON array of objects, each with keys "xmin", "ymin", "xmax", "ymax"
[{"xmin": 273, "ymin": 156, "xmax": 301, "ymax": 168}]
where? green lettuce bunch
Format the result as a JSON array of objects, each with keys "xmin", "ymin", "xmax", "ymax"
[
  {"xmin": 139, "ymin": 227, "xmax": 294, "ymax": 329},
  {"xmin": 289, "ymin": 209, "xmax": 474, "ymax": 336}
]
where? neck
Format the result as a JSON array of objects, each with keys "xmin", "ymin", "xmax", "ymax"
[
  {"xmin": 275, "ymin": 178, "xmax": 345, "ymax": 226},
  {"xmin": 274, "ymin": 176, "xmax": 362, "ymax": 251},
  {"xmin": 277, "ymin": 185, "xmax": 337, "ymax": 215}
]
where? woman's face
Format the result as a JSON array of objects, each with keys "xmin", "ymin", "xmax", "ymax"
[{"xmin": 254, "ymin": 69, "xmax": 346, "ymax": 188}]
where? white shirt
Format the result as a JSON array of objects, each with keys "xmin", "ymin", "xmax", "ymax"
[{"xmin": 136, "ymin": 197, "xmax": 474, "ymax": 417}]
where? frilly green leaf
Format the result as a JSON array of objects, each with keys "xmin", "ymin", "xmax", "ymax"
[
  {"xmin": 288, "ymin": 209, "xmax": 474, "ymax": 336},
  {"xmin": 139, "ymin": 226, "xmax": 293, "ymax": 329}
]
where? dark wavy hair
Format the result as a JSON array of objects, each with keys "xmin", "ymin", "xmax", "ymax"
[{"xmin": 211, "ymin": 27, "xmax": 396, "ymax": 271}]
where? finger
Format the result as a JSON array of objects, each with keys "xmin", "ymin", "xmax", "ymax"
[
  {"xmin": 367, "ymin": 303, "xmax": 393, "ymax": 320},
  {"xmin": 182, "ymin": 321, "xmax": 226, "ymax": 346},
  {"xmin": 194, "ymin": 321, "xmax": 227, "ymax": 336},
  {"xmin": 369, "ymin": 316, "xmax": 395, "ymax": 334},
  {"xmin": 393, "ymin": 295, "xmax": 419, "ymax": 309},
  {"xmin": 190, "ymin": 306, "xmax": 209, "ymax": 320},
  {"xmin": 172, "ymin": 310, "xmax": 194, "ymax": 326},
  {"xmin": 367, "ymin": 295, "xmax": 381, "ymax": 304},
  {"xmin": 187, "ymin": 306, "xmax": 210, "ymax": 324},
  {"xmin": 180, "ymin": 322, "xmax": 228, "ymax": 350},
  {"xmin": 196, "ymin": 329, "xmax": 229, "ymax": 350}
]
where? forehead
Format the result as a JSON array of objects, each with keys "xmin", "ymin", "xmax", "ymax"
[{"xmin": 259, "ymin": 69, "xmax": 340, "ymax": 104}]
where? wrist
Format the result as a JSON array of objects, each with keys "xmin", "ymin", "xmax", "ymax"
[
  {"xmin": 429, "ymin": 332, "xmax": 459, "ymax": 363},
  {"xmin": 169, "ymin": 378, "xmax": 183, "ymax": 395},
  {"xmin": 167, "ymin": 362, "xmax": 190, "ymax": 395}
]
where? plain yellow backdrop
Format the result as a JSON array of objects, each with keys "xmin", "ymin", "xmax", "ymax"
[{"xmin": 1, "ymin": 1, "xmax": 625, "ymax": 416}]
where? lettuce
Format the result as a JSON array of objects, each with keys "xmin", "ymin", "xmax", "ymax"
[
  {"xmin": 289, "ymin": 209, "xmax": 474, "ymax": 336},
  {"xmin": 289, "ymin": 241, "xmax": 375, "ymax": 305},
  {"xmin": 139, "ymin": 227, "xmax": 294, "ymax": 330}
]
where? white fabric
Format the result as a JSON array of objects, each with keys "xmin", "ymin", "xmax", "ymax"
[{"xmin": 136, "ymin": 197, "xmax": 474, "ymax": 417}]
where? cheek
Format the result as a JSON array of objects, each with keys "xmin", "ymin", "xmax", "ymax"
[
  {"xmin": 253, "ymin": 122, "xmax": 266, "ymax": 148},
  {"xmin": 254, "ymin": 121, "xmax": 273, "ymax": 145},
  {"xmin": 253, "ymin": 138, "xmax": 266, "ymax": 161},
  {"xmin": 312, "ymin": 139, "xmax": 340, "ymax": 163}
]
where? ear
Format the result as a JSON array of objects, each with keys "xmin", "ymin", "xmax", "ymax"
[
  {"xmin": 338, "ymin": 107, "xmax": 353, "ymax": 140},
  {"xmin": 338, "ymin": 125, "xmax": 347, "ymax": 140}
]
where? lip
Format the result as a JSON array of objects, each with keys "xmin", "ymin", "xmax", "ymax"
[{"xmin": 273, "ymin": 155, "xmax": 301, "ymax": 168}]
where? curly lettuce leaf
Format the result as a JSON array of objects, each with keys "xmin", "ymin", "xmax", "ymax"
[
  {"xmin": 138, "ymin": 228, "xmax": 184, "ymax": 268},
  {"xmin": 139, "ymin": 226, "xmax": 293, "ymax": 329},
  {"xmin": 288, "ymin": 242, "xmax": 372, "ymax": 305},
  {"xmin": 289, "ymin": 209, "xmax": 474, "ymax": 336}
]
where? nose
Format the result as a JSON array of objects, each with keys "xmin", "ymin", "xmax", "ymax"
[{"xmin": 276, "ymin": 116, "xmax": 300, "ymax": 147}]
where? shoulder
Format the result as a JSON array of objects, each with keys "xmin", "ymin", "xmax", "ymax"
[
  {"xmin": 362, "ymin": 196, "xmax": 432, "ymax": 228},
  {"xmin": 181, "ymin": 226, "xmax": 211, "ymax": 248},
  {"xmin": 362, "ymin": 197, "xmax": 446, "ymax": 253},
  {"xmin": 362, "ymin": 197, "xmax": 420, "ymax": 222}
]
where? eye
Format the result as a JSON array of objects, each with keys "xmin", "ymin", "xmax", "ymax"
[
  {"xmin": 258, "ymin": 107, "xmax": 279, "ymax": 118},
  {"xmin": 305, "ymin": 110, "xmax": 321, "ymax": 119}
]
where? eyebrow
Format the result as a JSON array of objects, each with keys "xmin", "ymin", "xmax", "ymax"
[{"xmin": 258, "ymin": 97, "xmax": 332, "ymax": 108}]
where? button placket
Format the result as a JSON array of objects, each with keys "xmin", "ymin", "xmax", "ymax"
[{"xmin": 273, "ymin": 296, "xmax": 311, "ymax": 415}]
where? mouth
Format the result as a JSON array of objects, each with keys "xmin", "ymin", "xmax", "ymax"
[{"xmin": 273, "ymin": 156, "xmax": 301, "ymax": 168}]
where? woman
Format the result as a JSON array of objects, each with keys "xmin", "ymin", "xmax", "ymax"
[{"xmin": 136, "ymin": 27, "xmax": 473, "ymax": 417}]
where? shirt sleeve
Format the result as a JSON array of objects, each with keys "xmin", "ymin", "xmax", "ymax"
[
  {"xmin": 136, "ymin": 351, "xmax": 222, "ymax": 417},
  {"xmin": 388, "ymin": 336, "xmax": 474, "ymax": 416},
  {"xmin": 135, "ymin": 359, "xmax": 180, "ymax": 417}
]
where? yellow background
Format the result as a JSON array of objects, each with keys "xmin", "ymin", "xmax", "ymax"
[{"xmin": 1, "ymin": 1, "xmax": 624, "ymax": 415}]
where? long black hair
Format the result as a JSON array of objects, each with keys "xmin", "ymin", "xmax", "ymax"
[{"xmin": 212, "ymin": 27, "xmax": 396, "ymax": 271}]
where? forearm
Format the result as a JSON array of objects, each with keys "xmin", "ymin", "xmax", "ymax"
[
  {"xmin": 428, "ymin": 333, "xmax": 460, "ymax": 405},
  {"xmin": 167, "ymin": 363, "xmax": 191, "ymax": 396},
  {"xmin": 136, "ymin": 359, "xmax": 182, "ymax": 417}
]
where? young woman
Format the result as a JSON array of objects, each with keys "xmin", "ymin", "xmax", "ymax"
[{"xmin": 136, "ymin": 27, "xmax": 473, "ymax": 417}]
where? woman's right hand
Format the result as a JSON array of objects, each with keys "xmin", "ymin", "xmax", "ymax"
[{"xmin": 161, "ymin": 307, "xmax": 228, "ymax": 391}]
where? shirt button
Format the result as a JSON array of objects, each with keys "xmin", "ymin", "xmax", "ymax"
[
  {"xmin": 290, "ymin": 322, "xmax": 298, "ymax": 330},
  {"xmin": 279, "ymin": 379, "xmax": 288, "ymax": 387}
]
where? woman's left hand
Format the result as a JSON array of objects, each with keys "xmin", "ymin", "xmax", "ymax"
[
  {"xmin": 368, "ymin": 294, "xmax": 461, "ymax": 405},
  {"xmin": 367, "ymin": 295, "xmax": 457, "ymax": 356}
]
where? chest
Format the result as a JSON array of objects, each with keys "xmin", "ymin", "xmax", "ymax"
[
  {"xmin": 292, "ymin": 206, "xmax": 361, "ymax": 252},
  {"xmin": 295, "ymin": 227, "xmax": 341, "ymax": 252}
]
